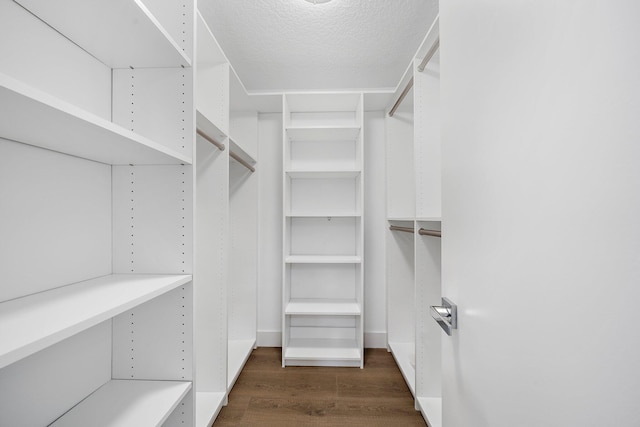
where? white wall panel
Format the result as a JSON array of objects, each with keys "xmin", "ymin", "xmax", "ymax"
[
  {"xmin": 0, "ymin": 140, "xmax": 111, "ymax": 302},
  {"xmin": 113, "ymin": 68, "xmax": 194, "ymax": 159},
  {"xmin": 363, "ymin": 111, "xmax": 387, "ymax": 342},
  {"xmin": 194, "ymin": 137, "xmax": 228, "ymax": 391},
  {"xmin": 0, "ymin": 321, "xmax": 111, "ymax": 427},
  {"xmin": 386, "ymin": 108, "xmax": 415, "ymax": 218},
  {"xmin": 414, "ymin": 54, "xmax": 441, "ymax": 218},
  {"xmin": 112, "ymin": 284, "xmax": 193, "ymax": 381},
  {"xmin": 257, "ymin": 113, "xmax": 283, "ymax": 342},
  {"xmin": 112, "ymin": 165, "xmax": 193, "ymax": 274},
  {"xmin": 0, "ymin": 1, "xmax": 111, "ymax": 119}
]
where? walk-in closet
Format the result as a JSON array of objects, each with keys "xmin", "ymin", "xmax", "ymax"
[{"xmin": 2, "ymin": 1, "xmax": 640, "ymax": 426}]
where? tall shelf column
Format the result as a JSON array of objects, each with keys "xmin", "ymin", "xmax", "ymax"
[{"xmin": 282, "ymin": 93, "xmax": 365, "ymax": 368}]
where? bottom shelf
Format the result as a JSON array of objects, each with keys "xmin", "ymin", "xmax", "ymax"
[
  {"xmin": 228, "ymin": 339, "xmax": 255, "ymax": 391},
  {"xmin": 417, "ymin": 397, "xmax": 442, "ymax": 427},
  {"xmin": 388, "ymin": 341, "xmax": 416, "ymax": 396},
  {"xmin": 285, "ymin": 338, "xmax": 361, "ymax": 366},
  {"xmin": 195, "ymin": 391, "xmax": 227, "ymax": 427},
  {"xmin": 51, "ymin": 380, "xmax": 191, "ymax": 427}
]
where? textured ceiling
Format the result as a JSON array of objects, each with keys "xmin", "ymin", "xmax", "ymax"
[{"xmin": 198, "ymin": 0, "xmax": 438, "ymax": 92}]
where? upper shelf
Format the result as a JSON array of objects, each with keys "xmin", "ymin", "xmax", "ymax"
[
  {"xmin": 286, "ymin": 126, "xmax": 361, "ymax": 142},
  {"xmin": 0, "ymin": 73, "xmax": 192, "ymax": 165},
  {"xmin": 15, "ymin": 0, "xmax": 190, "ymax": 68},
  {"xmin": 286, "ymin": 170, "xmax": 361, "ymax": 179},
  {"xmin": 0, "ymin": 274, "xmax": 192, "ymax": 370}
]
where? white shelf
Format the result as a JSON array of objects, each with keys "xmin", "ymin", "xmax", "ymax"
[
  {"xmin": 0, "ymin": 73, "xmax": 192, "ymax": 165},
  {"xmin": 50, "ymin": 380, "xmax": 191, "ymax": 427},
  {"xmin": 195, "ymin": 392, "xmax": 226, "ymax": 427},
  {"xmin": 0, "ymin": 274, "xmax": 192, "ymax": 369},
  {"xmin": 417, "ymin": 217, "xmax": 442, "ymax": 222},
  {"xmin": 285, "ymin": 255, "xmax": 362, "ymax": 264},
  {"xmin": 286, "ymin": 126, "xmax": 360, "ymax": 141},
  {"xmin": 285, "ymin": 339, "xmax": 361, "ymax": 361},
  {"xmin": 16, "ymin": 0, "xmax": 190, "ymax": 68},
  {"xmin": 286, "ymin": 170, "xmax": 361, "ymax": 179},
  {"xmin": 388, "ymin": 217, "xmax": 416, "ymax": 222},
  {"xmin": 227, "ymin": 339, "xmax": 255, "ymax": 391},
  {"xmin": 388, "ymin": 341, "xmax": 416, "ymax": 397},
  {"xmin": 285, "ymin": 300, "xmax": 361, "ymax": 316},
  {"xmin": 286, "ymin": 212, "xmax": 361, "ymax": 218},
  {"xmin": 417, "ymin": 397, "xmax": 442, "ymax": 427}
]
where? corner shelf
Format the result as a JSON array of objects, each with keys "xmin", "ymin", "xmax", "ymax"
[
  {"xmin": 0, "ymin": 73, "xmax": 192, "ymax": 165},
  {"xmin": 50, "ymin": 380, "xmax": 192, "ymax": 427},
  {"xmin": 0, "ymin": 274, "xmax": 192, "ymax": 370},
  {"xmin": 15, "ymin": 0, "xmax": 191, "ymax": 68}
]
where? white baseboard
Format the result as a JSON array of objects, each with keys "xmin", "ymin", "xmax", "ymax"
[
  {"xmin": 364, "ymin": 331, "xmax": 387, "ymax": 348},
  {"xmin": 256, "ymin": 330, "xmax": 281, "ymax": 347},
  {"xmin": 256, "ymin": 330, "xmax": 387, "ymax": 349}
]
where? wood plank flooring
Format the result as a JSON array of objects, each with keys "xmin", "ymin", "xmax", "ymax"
[{"xmin": 213, "ymin": 347, "xmax": 427, "ymax": 427}]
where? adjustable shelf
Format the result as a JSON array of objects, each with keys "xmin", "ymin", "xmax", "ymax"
[
  {"xmin": 50, "ymin": 380, "xmax": 192, "ymax": 427},
  {"xmin": 285, "ymin": 255, "xmax": 362, "ymax": 264},
  {"xmin": 286, "ymin": 170, "xmax": 360, "ymax": 179},
  {"xmin": 285, "ymin": 126, "xmax": 361, "ymax": 141},
  {"xmin": 0, "ymin": 274, "xmax": 192, "ymax": 370},
  {"xmin": 0, "ymin": 74, "xmax": 192, "ymax": 165},
  {"xmin": 285, "ymin": 300, "xmax": 361, "ymax": 316},
  {"xmin": 285, "ymin": 339, "xmax": 361, "ymax": 362},
  {"xmin": 15, "ymin": 0, "xmax": 191, "ymax": 68}
]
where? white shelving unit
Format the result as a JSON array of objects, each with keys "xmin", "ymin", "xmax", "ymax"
[
  {"xmin": 385, "ymin": 17, "xmax": 442, "ymax": 426},
  {"xmin": 0, "ymin": 1, "xmax": 196, "ymax": 426},
  {"xmin": 282, "ymin": 93, "xmax": 364, "ymax": 368},
  {"xmin": 194, "ymin": 12, "xmax": 280, "ymax": 425}
]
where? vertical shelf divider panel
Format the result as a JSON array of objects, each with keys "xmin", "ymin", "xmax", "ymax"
[
  {"xmin": 194, "ymin": 11, "xmax": 230, "ymax": 426},
  {"xmin": 227, "ymin": 66, "xmax": 259, "ymax": 390},
  {"xmin": 413, "ymin": 17, "xmax": 443, "ymax": 427},
  {"xmin": 0, "ymin": 1, "xmax": 197, "ymax": 426},
  {"xmin": 283, "ymin": 93, "xmax": 364, "ymax": 368}
]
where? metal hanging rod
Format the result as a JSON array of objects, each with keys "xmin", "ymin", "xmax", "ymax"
[
  {"xmin": 196, "ymin": 128, "xmax": 225, "ymax": 152},
  {"xmin": 230, "ymin": 150, "xmax": 255, "ymax": 173},
  {"xmin": 418, "ymin": 228, "xmax": 441, "ymax": 238},
  {"xmin": 388, "ymin": 76, "xmax": 413, "ymax": 118},
  {"xmin": 417, "ymin": 37, "xmax": 440, "ymax": 73},
  {"xmin": 389, "ymin": 225, "xmax": 415, "ymax": 234}
]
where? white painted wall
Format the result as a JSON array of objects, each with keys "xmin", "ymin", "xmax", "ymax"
[
  {"xmin": 441, "ymin": 2, "xmax": 640, "ymax": 426},
  {"xmin": 256, "ymin": 111, "xmax": 387, "ymax": 347}
]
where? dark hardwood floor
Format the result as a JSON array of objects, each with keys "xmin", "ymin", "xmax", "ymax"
[{"xmin": 213, "ymin": 347, "xmax": 427, "ymax": 426}]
